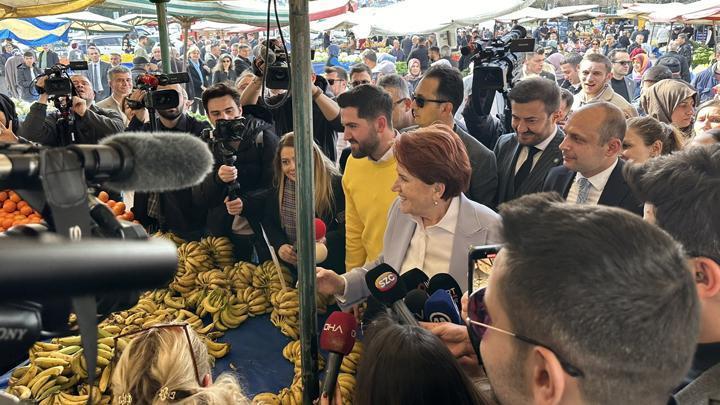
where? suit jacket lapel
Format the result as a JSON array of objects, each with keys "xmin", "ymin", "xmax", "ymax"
[
  {"xmin": 384, "ymin": 212, "xmax": 417, "ymax": 271},
  {"xmin": 518, "ymin": 129, "xmax": 564, "ymax": 194},
  {"xmin": 503, "ymin": 138, "xmax": 521, "ymax": 200},
  {"xmin": 598, "ymin": 159, "xmax": 628, "ymax": 207},
  {"xmin": 449, "ymin": 195, "xmax": 482, "ymax": 275}
]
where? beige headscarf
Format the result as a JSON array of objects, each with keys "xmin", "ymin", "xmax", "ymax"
[{"xmin": 640, "ymin": 79, "xmax": 697, "ymax": 132}]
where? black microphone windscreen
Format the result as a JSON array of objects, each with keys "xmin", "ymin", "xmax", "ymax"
[
  {"xmin": 428, "ymin": 273, "xmax": 463, "ymax": 311},
  {"xmin": 100, "ymin": 132, "xmax": 214, "ymax": 192},
  {"xmin": 365, "ymin": 263, "xmax": 407, "ymax": 305},
  {"xmin": 401, "ymin": 268, "xmax": 429, "ymax": 291},
  {"xmin": 405, "ymin": 289, "xmax": 429, "ymax": 321}
]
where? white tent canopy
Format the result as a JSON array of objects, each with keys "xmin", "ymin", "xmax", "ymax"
[
  {"xmin": 495, "ymin": 7, "xmax": 557, "ymax": 23},
  {"xmin": 54, "ymin": 11, "xmax": 133, "ymax": 32}
]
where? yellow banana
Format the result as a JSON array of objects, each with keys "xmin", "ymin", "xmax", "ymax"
[
  {"xmin": 12, "ymin": 385, "xmax": 32, "ymax": 399},
  {"xmin": 57, "ymin": 335, "xmax": 81, "ymax": 346},
  {"xmin": 99, "ymin": 364, "xmax": 111, "ymax": 393},
  {"xmin": 33, "ymin": 357, "xmax": 69, "ymax": 368}
]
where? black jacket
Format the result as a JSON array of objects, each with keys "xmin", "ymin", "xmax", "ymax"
[
  {"xmin": 197, "ymin": 105, "xmax": 279, "ymax": 239},
  {"xmin": 16, "ymin": 64, "xmax": 41, "ymax": 101},
  {"xmin": 408, "ymin": 45, "xmax": 430, "ymax": 71},
  {"xmin": 262, "ymin": 174, "xmax": 346, "ymax": 274},
  {"xmin": 460, "ymin": 98, "xmax": 505, "ymax": 150},
  {"xmin": 234, "ymin": 57, "xmax": 252, "ymax": 76},
  {"xmin": 128, "ymin": 114, "xmax": 212, "ymax": 238},
  {"xmin": 21, "ymin": 102, "xmax": 124, "ymax": 146},
  {"xmin": 212, "ymin": 70, "xmax": 237, "ymax": 85},
  {"xmin": 187, "ymin": 61, "xmax": 209, "ymax": 100},
  {"xmin": 657, "ymin": 51, "xmax": 691, "ymax": 83}
]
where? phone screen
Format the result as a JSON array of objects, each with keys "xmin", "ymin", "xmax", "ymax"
[{"xmin": 467, "ymin": 244, "xmax": 502, "ymax": 295}]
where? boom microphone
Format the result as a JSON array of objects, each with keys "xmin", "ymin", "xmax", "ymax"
[
  {"xmin": 320, "ymin": 311, "xmax": 357, "ymax": 401},
  {"xmin": 428, "ymin": 273, "xmax": 463, "ymax": 312},
  {"xmin": 424, "ymin": 289, "xmax": 462, "ymax": 324},
  {"xmin": 365, "ymin": 263, "xmax": 418, "ymax": 326},
  {"xmin": 0, "ymin": 132, "xmax": 214, "ymax": 192}
]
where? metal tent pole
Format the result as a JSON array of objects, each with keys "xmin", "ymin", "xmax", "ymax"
[
  {"xmin": 288, "ymin": 0, "xmax": 319, "ymax": 401},
  {"xmin": 151, "ymin": 0, "xmax": 171, "ymax": 73}
]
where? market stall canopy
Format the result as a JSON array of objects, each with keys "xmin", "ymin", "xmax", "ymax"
[
  {"xmin": 678, "ymin": 0, "xmax": 720, "ymax": 21},
  {"xmin": 0, "ymin": 17, "xmax": 70, "ymax": 46},
  {"xmin": 118, "ymin": 13, "xmax": 160, "ymax": 26},
  {"xmin": 101, "ymin": 0, "xmax": 355, "ymax": 26},
  {"xmin": 190, "ymin": 20, "xmax": 264, "ymax": 33},
  {"xmin": 547, "ymin": 4, "xmax": 599, "ymax": 17},
  {"xmin": 495, "ymin": 7, "xmax": 557, "ymax": 23},
  {"xmin": 54, "ymin": 11, "xmax": 133, "ymax": 32},
  {"xmin": 0, "ymin": 0, "xmax": 102, "ymax": 18},
  {"xmin": 567, "ymin": 11, "xmax": 606, "ymax": 21}
]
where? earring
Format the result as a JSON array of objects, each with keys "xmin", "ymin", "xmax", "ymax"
[{"xmin": 433, "ymin": 200, "xmax": 438, "ymax": 206}]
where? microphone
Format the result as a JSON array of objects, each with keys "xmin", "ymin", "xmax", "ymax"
[
  {"xmin": 424, "ymin": 289, "xmax": 462, "ymax": 324},
  {"xmin": 315, "ymin": 218, "xmax": 328, "ymax": 263},
  {"xmin": 365, "ymin": 263, "xmax": 418, "ymax": 326},
  {"xmin": 401, "ymin": 268, "xmax": 429, "ymax": 291},
  {"xmin": 0, "ymin": 132, "xmax": 214, "ymax": 192},
  {"xmin": 405, "ymin": 289, "xmax": 429, "ymax": 321},
  {"xmin": 320, "ymin": 311, "xmax": 357, "ymax": 401},
  {"xmin": 428, "ymin": 273, "xmax": 463, "ymax": 312}
]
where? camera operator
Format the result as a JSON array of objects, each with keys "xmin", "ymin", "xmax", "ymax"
[
  {"xmin": 20, "ymin": 74, "xmax": 124, "ymax": 146},
  {"xmin": 239, "ymin": 48, "xmax": 343, "ymax": 162},
  {"xmin": 127, "ymin": 83, "xmax": 211, "ymax": 241},
  {"xmin": 199, "ymin": 83, "xmax": 278, "ymax": 261}
]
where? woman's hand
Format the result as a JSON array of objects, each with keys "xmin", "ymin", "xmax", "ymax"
[
  {"xmin": 278, "ymin": 244, "xmax": 298, "ymax": 264},
  {"xmin": 0, "ymin": 119, "xmax": 17, "ymax": 143},
  {"xmin": 224, "ymin": 197, "xmax": 243, "ymax": 216},
  {"xmin": 316, "ymin": 267, "xmax": 345, "ymax": 296}
]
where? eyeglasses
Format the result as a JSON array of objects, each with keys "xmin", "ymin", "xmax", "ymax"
[
  {"xmin": 111, "ymin": 323, "xmax": 202, "ymax": 386},
  {"xmin": 350, "ymin": 79, "xmax": 371, "ymax": 87},
  {"xmin": 466, "ymin": 288, "xmax": 585, "ymax": 378},
  {"xmin": 327, "ymin": 78, "xmax": 345, "ymax": 85},
  {"xmin": 412, "ymin": 95, "xmax": 449, "ymax": 108},
  {"xmin": 613, "ymin": 60, "xmax": 631, "ymax": 66}
]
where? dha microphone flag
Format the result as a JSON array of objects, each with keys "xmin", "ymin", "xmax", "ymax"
[
  {"xmin": 428, "ymin": 273, "xmax": 463, "ymax": 312},
  {"xmin": 320, "ymin": 311, "xmax": 357, "ymax": 401},
  {"xmin": 365, "ymin": 263, "xmax": 418, "ymax": 326},
  {"xmin": 424, "ymin": 289, "xmax": 462, "ymax": 324},
  {"xmin": 405, "ymin": 289, "xmax": 429, "ymax": 321},
  {"xmin": 401, "ymin": 268, "xmax": 429, "ymax": 291}
]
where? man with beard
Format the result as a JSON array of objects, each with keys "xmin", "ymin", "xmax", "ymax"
[
  {"xmin": 21, "ymin": 74, "xmax": 124, "ymax": 145},
  {"xmin": 126, "ymin": 83, "xmax": 211, "ymax": 240},
  {"xmin": 572, "ymin": 53, "xmax": 637, "ymax": 118},
  {"xmin": 337, "ymin": 84, "xmax": 398, "ymax": 271},
  {"xmin": 494, "ymin": 78, "xmax": 564, "ymax": 205}
]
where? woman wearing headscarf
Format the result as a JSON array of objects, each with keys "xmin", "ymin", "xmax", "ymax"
[
  {"xmin": 631, "ymin": 53, "xmax": 652, "ymax": 99},
  {"xmin": 325, "ymin": 44, "xmax": 341, "ymax": 67},
  {"xmin": 640, "ymin": 78, "xmax": 697, "ymax": 138},
  {"xmin": 404, "ymin": 58, "xmax": 422, "ymax": 93}
]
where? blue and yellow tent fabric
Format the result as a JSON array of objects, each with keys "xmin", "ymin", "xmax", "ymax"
[{"xmin": 0, "ymin": 18, "xmax": 70, "ymax": 46}]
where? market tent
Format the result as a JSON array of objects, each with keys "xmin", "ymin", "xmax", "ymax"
[
  {"xmin": 191, "ymin": 20, "xmax": 264, "ymax": 33},
  {"xmin": 0, "ymin": 0, "xmax": 103, "ymax": 18},
  {"xmin": 567, "ymin": 11, "xmax": 606, "ymax": 21},
  {"xmin": 118, "ymin": 13, "xmax": 160, "ymax": 27},
  {"xmin": 0, "ymin": 17, "xmax": 70, "ymax": 46},
  {"xmin": 547, "ymin": 4, "xmax": 599, "ymax": 17},
  {"xmin": 495, "ymin": 7, "xmax": 557, "ymax": 23},
  {"xmin": 54, "ymin": 11, "xmax": 133, "ymax": 33}
]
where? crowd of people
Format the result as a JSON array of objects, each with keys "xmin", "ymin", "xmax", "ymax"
[{"xmin": 0, "ymin": 18, "xmax": 719, "ymax": 404}]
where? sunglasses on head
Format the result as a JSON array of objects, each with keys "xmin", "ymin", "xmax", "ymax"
[
  {"xmin": 412, "ymin": 94, "xmax": 449, "ymax": 108},
  {"xmin": 613, "ymin": 60, "xmax": 631, "ymax": 66},
  {"xmin": 466, "ymin": 288, "xmax": 585, "ymax": 378},
  {"xmin": 327, "ymin": 78, "xmax": 345, "ymax": 85}
]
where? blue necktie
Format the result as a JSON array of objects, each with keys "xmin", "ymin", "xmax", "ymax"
[{"xmin": 576, "ymin": 177, "xmax": 592, "ymax": 204}]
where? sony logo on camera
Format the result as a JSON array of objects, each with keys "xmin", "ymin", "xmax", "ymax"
[{"xmin": 0, "ymin": 327, "xmax": 28, "ymax": 341}]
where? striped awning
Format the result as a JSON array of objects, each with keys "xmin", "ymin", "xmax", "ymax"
[
  {"xmin": 0, "ymin": 0, "xmax": 104, "ymax": 18},
  {"xmin": 0, "ymin": 17, "xmax": 70, "ymax": 46}
]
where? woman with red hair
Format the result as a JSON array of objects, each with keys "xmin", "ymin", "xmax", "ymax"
[{"xmin": 316, "ymin": 124, "xmax": 502, "ymax": 306}]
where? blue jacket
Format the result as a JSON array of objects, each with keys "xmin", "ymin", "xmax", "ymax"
[{"xmin": 691, "ymin": 63, "xmax": 718, "ymax": 103}]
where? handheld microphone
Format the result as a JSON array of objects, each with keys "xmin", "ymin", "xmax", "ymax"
[
  {"xmin": 424, "ymin": 289, "xmax": 462, "ymax": 324},
  {"xmin": 320, "ymin": 311, "xmax": 357, "ymax": 401},
  {"xmin": 401, "ymin": 268, "xmax": 429, "ymax": 291},
  {"xmin": 428, "ymin": 273, "xmax": 463, "ymax": 312},
  {"xmin": 365, "ymin": 263, "xmax": 418, "ymax": 326},
  {"xmin": 315, "ymin": 218, "xmax": 328, "ymax": 263},
  {"xmin": 0, "ymin": 132, "xmax": 214, "ymax": 192},
  {"xmin": 405, "ymin": 289, "xmax": 429, "ymax": 321}
]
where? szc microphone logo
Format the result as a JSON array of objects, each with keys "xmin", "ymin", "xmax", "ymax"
[
  {"xmin": 428, "ymin": 312, "xmax": 452, "ymax": 323},
  {"xmin": 374, "ymin": 272, "xmax": 398, "ymax": 292}
]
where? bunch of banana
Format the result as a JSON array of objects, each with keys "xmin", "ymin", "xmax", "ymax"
[
  {"xmin": 197, "ymin": 268, "xmax": 229, "ymax": 290},
  {"xmin": 340, "ymin": 341, "xmax": 363, "ymax": 374},
  {"xmin": 337, "ymin": 373, "xmax": 356, "ymax": 405},
  {"xmin": 316, "ymin": 292, "xmax": 335, "ymax": 315},
  {"xmin": 240, "ymin": 286, "xmax": 272, "ymax": 316},
  {"xmin": 151, "ymin": 231, "xmax": 186, "ymax": 247},
  {"xmin": 253, "ymin": 392, "xmax": 281, "ymax": 404},
  {"xmin": 202, "ymin": 337, "xmax": 230, "ymax": 358},
  {"xmin": 201, "ymin": 288, "xmax": 231, "ymax": 316},
  {"xmin": 277, "ymin": 386, "xmax": 303, "ymax": 405},
  {"xmin": 180, "ymin": 241, "xmax": 213, "ymax": 273},
  {"xmin": 258, "ymin": 261, "xmax": 293, "ymax": 294},
  {"xmin": 226, "ymin": 261, "xmax": 256, "ymax": 292},
  {"xmin": 201, "ymin": 236, "xmax": 236, "ymax": 268},
  {"xmin": 214, "ymin": 296, "xmax": 249, "ymax": 330},
  {"xmin": 269, "ymin": 288, "xmax": 300, "ymax": 340}
]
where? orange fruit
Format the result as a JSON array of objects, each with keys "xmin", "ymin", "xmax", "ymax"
[
  {"xmin": 2, "ymin": 219, "xmax": 12, "ymax": 228},
  {"xmin": 115, "ymin": 202, "xmax": 126, "ymax": 213},
  {"xmin": 123, "ymin": 211, "xmax": 135, "ymax": 221},
  {"xmin": 9, "ymin": 192, "xmax": 20, "ymax": 203},
  {"xmin": 107, "ymin": 200, "xmax": 116, "ymax": 208},
  {"xmin": 16, "ymin": 201, "xmax": 28, "ymax": 209},
  {"xmin": 0, "ymin": 191, "xmax": 7, "ymax": 202},
  {"xmin": 29, "ymin": 217, "xmax": 41, "ymax": 224},
  {"xmin": 13, "ymin": 215, "xmax": 26, "ymax": 221},
  {"xmin": 98, "ymin": 191, "xmax": 109, "ymax": 203},
  {"xmin": 3, "ymin": 200, "xmax": 16, "ymax": 213},
  {"xmin": 19, "ymin": 206, "xmax": 32, "ymax": 216}
]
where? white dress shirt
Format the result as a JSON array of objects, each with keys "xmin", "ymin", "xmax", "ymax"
[
  {"xmin": 399, "ymin": 196, "xmax": 460, "ymax": 278},
  {"xmin": 513, "ymin": 129, "xmax": 557, "ymax": 174},
  {"xmin": 566, "ymin": 159, "xmax": 618, "ymax": 205}
]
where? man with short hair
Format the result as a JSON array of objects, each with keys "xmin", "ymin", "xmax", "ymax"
[
  {"xmin": 401, "ymin": 35, "xmax": 413, "ymax": 59},
  {"xmin": 602, "ymin": 33, "xmax": 619, "ymax": 55},
  {"xmin": 608, "ymin": 49, "xmax": 635, "ymax": 102},
  {"xmin": 573, "ymin": 53, "xmax": 638, "ymax": 118},
  {"xmin": 428, "ymin": 46, "xmax": 441, "ymax": 63},
  {"xmin": 543, "ymin": 102, "xmax": 642, "ymax": 215},
  {"xmin": 22, "ymin": 74, "xmax": 124, "ymax": 145},
  {"xmin": 557, "ymin": 53, "xmax": 582, "ymax": 95},
  {"xmin": 474, "ymin": 192, "xmax": 699, "ymax": 405},
  {"xmin": 134, "ymin": 36, "xmax": 150, "ymax": 60},
  {"xmin": 628, "ymin": 33, "xmax": 651, "ymax": 55},
  {"xmin": 16, "ymin": 51, "xmax": 40, "ymax": 102},
  {"xmin": 234, "ymin": 44, "xmax": 252, "ymax": 75},
  {"xmin": 624, "ymin": 145, "xmax": 720, "ymax": 404},
  {"xmin": 85, "ymin": 46, "xmax": 111, "ymax": 100},
  {"xmin": 348, "ymin": 63, "xmax": 372, "ymax": 88},
  {"xmin": 677, "ymin": 33, "xmax": 694, "ymax": 64},
  {"xmin": 494, "ymin": 77, "xmax": 564, "ymax": 205},
  {"xmin": 205, "ymin": 44, "xmax": 221, "ymax": 70},
  {"xmin": 389, "ymin": 39, "xmax": 405, "ymax": 61},
  {"xmin": 3, "ymin": 49, "xmax": 22, "ymax": 99},
  {"xmin": 97, "ymin": 66, "xmax": 132, "ymax": 126},
  {"xmin": 324, "ymin": 66, "xmax": 348, "ymax": 97},
  {"xmin": 377, "ymin": 74, "xmax": 413, "ymax": 131},
  {"xmin": 411, "ymin": 65, "xmax": 498, "ymax": 208},
  {"xmin": 37, "ymin": 43, "xmax": 59, "ymax": 71},
  {"xmin": 657, "ymin": 40, "xmax": 691, "ymax": 83},
  {"xmin": 520, "ymin": 47, "xmax": 555, "ymax": 81},
  {"xmin": 360, "ymin": 49, "xmax": 377, "ymax": 71},
  {"xmin": 337, "ymin": 84, "xmax": 398, "ymax": 270},
  {"xmin": 109, "ymin": 53, "xmax": 122, "ymax": 68},
  {"xmin": 407, "ymin": 36, "xmax": 430, "ymax": 71},
  {"xmin": 691, "ymin": 43, "xmax": 720, "ymax": 102},
  {"xmin": 150, "ymin": 45, "xmax": 162, "ymax": 65}
]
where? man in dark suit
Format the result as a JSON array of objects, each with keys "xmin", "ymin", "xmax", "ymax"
[
  {"xmin": 411, "ymin": 65, "xmax": 498, "ymax": 209},
  {"xmin": 37, "ymin": 44, "xmax": 59, "ymax": 71},
  {"xmin": 85, "ymin": 46, "xmax": 111, "ymax": 101},
  {"xmin": 542, "ymin": 102, "xmax": 642, "ymax": 215},
  {"xmin": 495, "ymin": 78, "xmax": 564, "ymax": 206}
]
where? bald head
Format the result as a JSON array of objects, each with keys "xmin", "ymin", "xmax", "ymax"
[{"xmin": 574, "ymin": 102, "xmax": 626, "ymax": 144}]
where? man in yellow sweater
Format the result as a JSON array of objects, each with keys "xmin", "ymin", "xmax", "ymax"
[{"xmin": 337, "ymin": 84, "xmax": 399, "ymax": 271}]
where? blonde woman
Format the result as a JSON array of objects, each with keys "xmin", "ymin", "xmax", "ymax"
[
  {"xmin": 261, "ymin": 132, "xmax": 345, "ymax": 274},
  {"xmin": 111, "ymin": 324, "xmax": 248, "ymax": 404}
]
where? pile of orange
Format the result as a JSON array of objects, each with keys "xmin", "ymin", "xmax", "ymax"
[
  {"xmin": 0, "ymin": 190, "xmax": 43, "ymax": 232},
  {"xmin": 97, "ymin": 191, "xmax": 135, "ymax": 222}
]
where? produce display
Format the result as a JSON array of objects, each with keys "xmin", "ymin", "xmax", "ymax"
[
  {"xmin": 4, "ymin": 234, "xmax": 357, "ymax": 404},
  {"xmin": 0, "ymin": 190, "xmax": 43, "ymax": 232}
]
